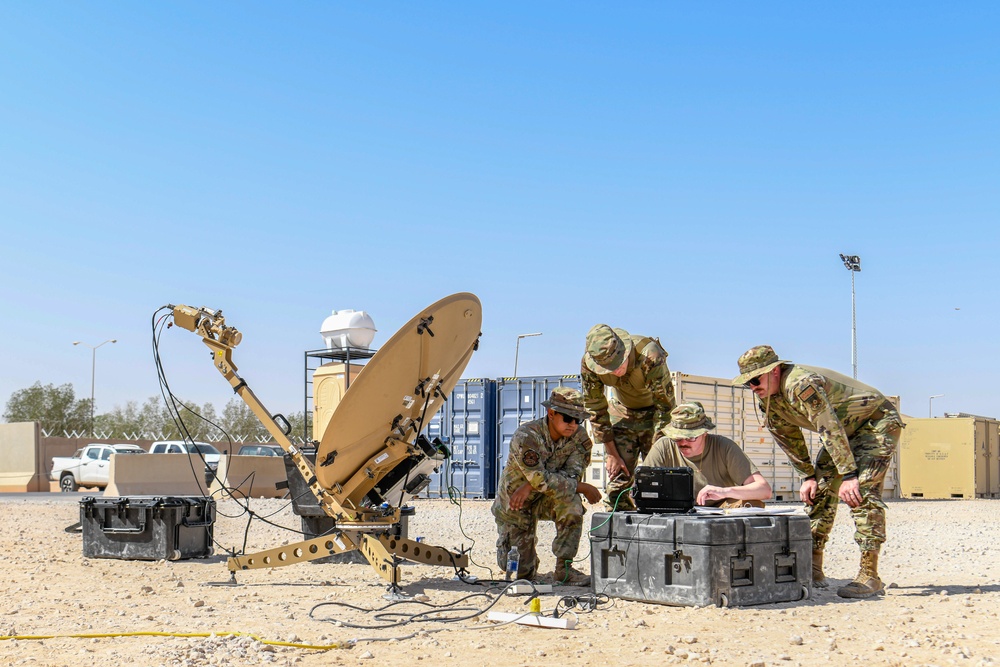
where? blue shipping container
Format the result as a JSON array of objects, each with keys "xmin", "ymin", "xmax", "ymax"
[
  {"xmin": 421, "ymin": 379, "xmax": 498, "ymax": 499},
  {"xmin": 496, "ymin": 375, "xmax": 582, "ymax": 481}
]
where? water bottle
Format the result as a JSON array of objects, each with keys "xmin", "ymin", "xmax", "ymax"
[{"xmin": 505, "ymin": 546, "xmax": 520, "ymax": 581}]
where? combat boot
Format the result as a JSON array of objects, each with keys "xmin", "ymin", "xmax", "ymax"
[
  {"xmin": 812, "ymin": 549, "xmax": 829, "ymax": 589},
  {"xmin": 837, "ymin": 550, "xmax": 885, "ymax": 598},
  {"xmin": 553, "ymin": 561, "xmax": 591, "ymax": 587}
]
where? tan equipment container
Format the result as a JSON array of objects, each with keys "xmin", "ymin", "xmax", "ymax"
[{"xmin": 899, "ymin": 415, "xmax": 1000, "ymax": 499}]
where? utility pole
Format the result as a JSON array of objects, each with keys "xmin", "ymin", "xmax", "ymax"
[{"xmin": 839, "ymin": 254, "xmax": 861, "ymax": 378}]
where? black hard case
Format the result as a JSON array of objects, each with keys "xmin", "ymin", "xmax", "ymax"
[
  {"xmin": 590, "ymin": 511, "xmax": 811, "ymax": 607},
  {"xmin": 80, "ymin": 496, "xmax": 215, "ymax": 561}
]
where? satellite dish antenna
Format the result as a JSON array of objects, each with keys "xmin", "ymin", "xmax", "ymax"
[{"xmin": 316, "ymin": 292, "xmax": 482, "ymax": 503}]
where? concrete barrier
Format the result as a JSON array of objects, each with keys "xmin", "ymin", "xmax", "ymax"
[
  {"xmin": 210, "ymin": 455, "xmax": 287, "ymax": 499},
  {"xmin": 104, "ymin": 454, "xmax": 211, "ymax": 497},
  {"xmin": 0, "ymin": 422, "xmax": 46, "ymax": 492}
]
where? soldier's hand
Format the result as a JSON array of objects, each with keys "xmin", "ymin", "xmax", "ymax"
[
  {"xmin": 509, "ymin": 482, "xmax": 533, "ymax": 511},
  {"xmin": 839, "ymin": 477, "xmax": 862, "ymax": 508},
  {"xmin": 799, "ymin": 478, "xmax": 818, "ymax": 506},
  {"xmin": 577, "ymin": 482, "xmax": 602, "ymax": 504},
  {"xmin": 605, "ymin": 452, "xmax": 627, "ymax": 480},
  {"xmin": 696, "ymin": 485, "xmax": 726, "ymax": 505}
]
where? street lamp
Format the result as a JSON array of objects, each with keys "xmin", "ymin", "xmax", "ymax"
[
  {"xmin": 513, "ymin": 333, "xmax": 542, "ymax": 377},
  {"xmin": 839, "ymin": 254, "xmax": 861, "ymax": 379},
  {"xmin": 73, "ymin": 339, "xmax": 117, "ymax": 436},
  {"xmin": 929, "ymin": 394, "xmax": 944, "ymax": 418}
]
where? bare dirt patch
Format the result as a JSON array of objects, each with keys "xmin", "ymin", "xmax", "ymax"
[{"xmin": 2, "ymin": 496, "xmax": 998, "ymax": 666}]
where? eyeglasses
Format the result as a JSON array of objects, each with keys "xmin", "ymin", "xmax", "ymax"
[
  {"xmin": 557, "ymin": 412, "xmax": 581, "ymax": 425},
  {"xmin": 745, "ymin": 376, "xmax": 762, "ymax": 388}
]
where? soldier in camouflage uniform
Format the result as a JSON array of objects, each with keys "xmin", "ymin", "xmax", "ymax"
[
  {"xmin": 491, "ymin": 387, "xmax": 602, "ymax": 586},
  {"xmin": 581, "ymin": 324, "xmax": 676, "ymax": 511},
  {"xmin": 733, "ymin": 345, "xmax": 904, "ymax": 598},
  {"xmin": 644, "ymin": 402, "xmax": 772, "ymax": 507}
]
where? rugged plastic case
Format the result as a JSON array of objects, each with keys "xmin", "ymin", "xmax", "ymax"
[
  {"xmin": 80, "ymin": 496, "xmax": 215, "ymax": 561},
  {"xmin": 590, "ymin": 511, "xmax": 811, "ymax": 607}
]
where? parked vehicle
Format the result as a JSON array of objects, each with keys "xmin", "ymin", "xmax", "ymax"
[
  {"xmin": 237, "ymin": 444, "xmax": 285, "ymax": 457},
  {"xmin": 149, "ymin": 441, "xmax": 223, "ymax": 484},
  {"xmin": 51, "ymin": 443, "xmax": 146, "ymax": 492}
]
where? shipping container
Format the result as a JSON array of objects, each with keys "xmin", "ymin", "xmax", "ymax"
[
  {"xmin": 421, "ymin": 379, "xmax": 498, "ymax": 499},
  {"xmin": 899, "ymin": 416, "xmax": 1000, "ymax": 499},
  {"xmin": 672, "ymin": 373, "xmax": 901, "ymax": 500},
  {"xmin": 496, "ymin": 375, "xmax": 583, "ymax": 483}
]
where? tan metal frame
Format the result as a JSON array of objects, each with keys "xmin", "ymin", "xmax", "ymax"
[{"xmin": 170, "ymin": 305, "xmax": 470, "ymax": 588}]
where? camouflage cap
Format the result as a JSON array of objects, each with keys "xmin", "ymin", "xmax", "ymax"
[
  {"xmin": 732, "ymin": 345, "xmax": 788, "ymax": 386},
  {"xmin": 662, "ymin": 402, "xmax": 715, "ymax": 440},
  {"xmin": 584, "ymin": 324, "xmax": 633, "ymax": 374},
  {"xmin": 542, "ymin": 386, "xmax": 590, "ymax": 421}
]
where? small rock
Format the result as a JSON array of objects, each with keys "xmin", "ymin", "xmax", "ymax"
[
  {"xmin": 193, "ymin": 600, "xmax": 205, "ymax": 608},
  {"xmin": 789, "ymin": 635, "xmax": 803, "ymax": 646},
  {"xmin": 358, "ymin": 651, "xmax": 374, "ymax": 659},
  {"xmin": 537, "ymin": 650, "xmax": 546, "ymax": 657},
  {"xmin": 635, "ymin": 620, "xmax": 648, "ymax": 628},
  {"xmin": 681, "ymin": 636, "xmax": 698, "ymax": 644}
]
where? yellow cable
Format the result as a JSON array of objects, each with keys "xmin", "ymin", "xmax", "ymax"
[{"xmin": 0, "ymin": 631, "xmax": 347, "ymax": 650}]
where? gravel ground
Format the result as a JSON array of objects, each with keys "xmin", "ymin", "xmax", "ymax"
[{"xmin": 1, "ymin": 494, "xmax": 999, "ymax": 666}]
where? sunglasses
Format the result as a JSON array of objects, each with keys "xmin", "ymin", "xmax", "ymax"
[
  {"xmin": 557, "ymin": 412, "xmax": 581, "ymax": 425},
  {"xmin": 745, "ymin": 376, "xmax": 762, "ymax": 388}
]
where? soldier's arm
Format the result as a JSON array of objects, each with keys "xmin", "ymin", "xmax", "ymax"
[
  {"xmin": 559, "ymin": 432, "xmax": 593, "ymax": 483},
  {"xmin": 767, "ymin": 409, "xmax": 816, "ymax": 479},
  {"xmin": 581, "ymin": 363, "xmax": 613, "ymax": 443},
  {"xmin": 639, "ymin": 342, "xmax": 677, "ymax": 435},
  {"xmin": 790, "ymin": 378, "xmax": 857, "ymax": 476},
  {"xmin": 509, "ymin": 428, "xmax": 579, "ymax": 502}
]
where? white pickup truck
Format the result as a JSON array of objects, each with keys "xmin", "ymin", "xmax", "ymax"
[{"xmin": 51, "ymin": 443, "xmax": 147, "ymax": 492}]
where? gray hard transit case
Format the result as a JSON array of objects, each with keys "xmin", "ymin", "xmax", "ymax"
[{"xmin": 590, "ymin": 510, "xmax": 811, "ymax": 607}]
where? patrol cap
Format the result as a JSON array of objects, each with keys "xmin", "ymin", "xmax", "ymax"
[
  {"xmin": 732, "ymin": 345, "xmax": 788, "ymax": 386},
  {"xmin": 584, "ymin": 324, "xmax": 633, "ymax": 374},
  {"xmin": 542, "ymin": 386, "xmax": 589, "ymax": 421},
  {"xmin": 662, "ymin": 402, "xmax": 715, "ymax": 440}
]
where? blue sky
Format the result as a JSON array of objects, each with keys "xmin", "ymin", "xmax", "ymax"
[{"xmin": 1, "ymin": 3, "xmax": 997, "ymax": 420}]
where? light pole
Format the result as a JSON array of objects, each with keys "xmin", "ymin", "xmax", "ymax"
[
  {"xmin": 839, "ymin": 254, "xmax": 861, "ymax": 379},
  {"xmin": 513, "ymin": 333, "xmax": 542, "ymax": 377},
  {"xmin": 929, "ymin": 394, "xmax": 944, "ymax": 418},
  {"xmin": 73, "ymin": 339, "xmax": 117, "ymax": 436}
]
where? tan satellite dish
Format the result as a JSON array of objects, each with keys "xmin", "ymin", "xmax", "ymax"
[{"xmin": 315, "ymin": 292, "xmax": 482, "ymax": 494}]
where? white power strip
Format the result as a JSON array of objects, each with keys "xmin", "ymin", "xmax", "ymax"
[
  {"xmin": 487, "ymin": 611, "xmax": 576, "ymax": 629},
  {"xmin": 507, "ymin": 584, "xmax": 553, "ymax": 595}
]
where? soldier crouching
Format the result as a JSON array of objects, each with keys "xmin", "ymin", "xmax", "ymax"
[{"xmin": 491, "ymin": 387, "xmax": 602, "ymax": 586}]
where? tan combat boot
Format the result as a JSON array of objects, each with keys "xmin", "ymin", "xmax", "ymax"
[
  {"xmin": 812, "ymin": 549, "xmax": 829, "ymax": 589},
  {"xmin": 837, "ymin": 550, "xmax": 885, "ymax": 598},
  {"xmin": 553, "ymin": 561, "xmax": 591, "ymax": 587}
]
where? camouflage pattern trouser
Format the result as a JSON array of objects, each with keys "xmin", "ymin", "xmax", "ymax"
[
  {"xmin": 603, "ymin": 401, "xmax": 655, "ymax": 511},
  {"xmin": 492, "ymin": 493, "xmax": 585, "ymax": 580},
  {"xmin": 810, "ymin": 412, "xmax": 902, "ymax": 553}
]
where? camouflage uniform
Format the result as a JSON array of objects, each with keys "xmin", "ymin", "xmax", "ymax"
[
  {"xmin": 491, "ymin": 391, "xmax": 593, "ymax": 580},
  {"xmin": 734, "ymin": 349, "xmax": 903, "ymax": 553},
  {"xmin": 581, "ymin": 324, "xmax": 676, "ymax": 510}
]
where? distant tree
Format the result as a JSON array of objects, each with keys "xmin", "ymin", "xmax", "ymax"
[
  {"xmin": 286, "ymin": 411, "xmax": 313, "ymax": 444},
  {"xmin": 94, "ymin": 400, "xmax": 144, "ymax": 437},
  {"xmin": 3, "ymin": 382, "xmax": 91, "ymax": 434},
  {"xmin": 219, "ymin": 398, "xmax": 270, "ymax": 441}
]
